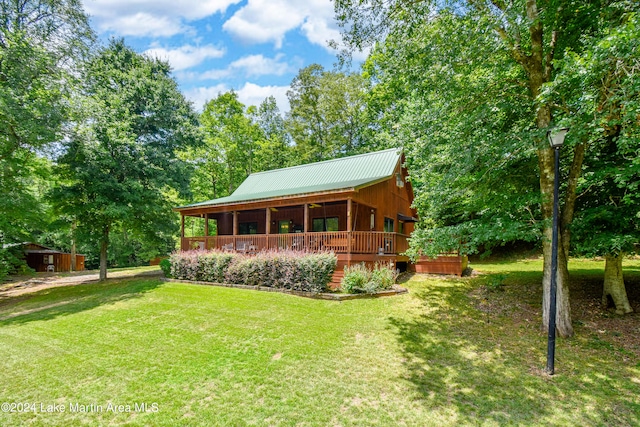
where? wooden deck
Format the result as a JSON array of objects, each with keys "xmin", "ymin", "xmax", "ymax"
[{"xmin": 181, "ymin": 231, "xmax": 409, "ymax": 255}]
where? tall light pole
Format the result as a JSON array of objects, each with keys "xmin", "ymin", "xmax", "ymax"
[{"xmin": 546, "ymin": 127, "xmax": 569, "ymax": 375}]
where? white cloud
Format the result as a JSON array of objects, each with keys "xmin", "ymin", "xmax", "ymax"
[
  {"xmin": 183, "ymin": 84, "xmax": 230, "ymax": 111},
  {"xmin": 229, "ymin": 54, "xmax": 295, "ymax": 77},
  {"xmin": 100, "ymin": 13, "xmax": 184, "ymax": 37},
  {"xmin": 176, "ymin": 54, "xmax": 298, "ymax": 82},
  {"xmin": 144, "ymin": 45, "xmax": 226, "ymax": 71},
  {"xmin": 300, "ymin": 16, "xmax": 341, "ymax": 50},
  {"xmin": 223, "ymin": 0, "xmax": 341, "ymax": 52},
  {"xmin": 85, "ymin": 0, "xmax": 241, "ymax": 37},
  {"xmin": 184, "ymin": 82, "xmax": 290, "ymax": 113},
  {"xmin": 236, "ymin": 82, "xmax": 290, "ymax": 112}
]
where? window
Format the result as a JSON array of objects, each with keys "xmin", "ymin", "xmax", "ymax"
[
  {"xmin": 399, "ymin": 221, "xmax": 405, "ymax": 235},
  {"xmin": 238, "ymin": 222, "xmax": 258, "ymax": 235},
  {"xmin": 384, "ymin": 217, "xmax": 394, "ymax": 232},
  {"xmin": 43, "ymin": 255, "xmax": 54, "ymax": 264},
  {"xmin": 312, "ymin": 217, "xmax": 339, "ymax": 232}
]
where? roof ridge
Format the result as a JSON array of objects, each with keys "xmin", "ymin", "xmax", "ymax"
[{"xmin": 244, "ymin": 148, "xmax": 400, "ymax": 178}]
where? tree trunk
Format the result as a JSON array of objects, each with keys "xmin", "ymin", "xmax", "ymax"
[
  {"xmin": 70, "ymin": 219, "xmax": 77, "ymax": 271},
  {"xmin": 99, "ymin": 224, "xmax": 109, "ymax": 281},
  {"xmin": 541, "ymin": 226, "xmax": 573, "ymax": 337},
  {"xmin": 603, "ymin": 253, "xmax": 633, "ymax": 315}
]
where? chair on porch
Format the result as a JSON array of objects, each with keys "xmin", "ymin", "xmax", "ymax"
[
  {"xmin": 236, "ymin": 242, "xmax": 253, "ymax": 253},
  {"xmin": 222, "ymin": 243, "xmax": 234, "ymax": 251}
]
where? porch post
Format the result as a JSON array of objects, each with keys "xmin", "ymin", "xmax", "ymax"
[
  {"xmin": 233, "ymin": 211, "xmax": 238, "ymax": 236},
  {"xmin": 304, "ymin": 204, "xmax": 309, "ymax": 233},
  {"xmin": 266, "ymin": 208, "xmax": 271, "ymax": 234},
  {"xmin": 347, "ymin": 198, "xmax": 352, "ymax": 254},
  {"xmin": 204, "ymin": 213, "xmax": 209, "ymax": 237},
  {"xmin": 265, "ymin": 208, "xmax": 271, "ymax": 249},
  {"xmin": 180, "ymin": 214, "xmax": 185, "ymax": 251}
]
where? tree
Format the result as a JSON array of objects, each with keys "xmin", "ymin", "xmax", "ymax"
[
  {"xmin": 196, "ymin": 91, "xmax": 263, "ymax": 198},
  {"xmin": 286, "ymin": 64, "xmax": 369, "ymax": 163},
  {"xmin": 546, "ymin": 11, "xmax": 640, "ymax": 314},
  {"xmin": 287, "ymin": 64, "xmax": 327, "ymax": 163},
  {"xmin": 335, "ymin": 0, "xmax": 634, "ymax": 336},
  {"xmin": 0, "ymin": 0, "xmax": 92, "ymax": 161},
  {"xmin": 54, "ymin": 39, "xmax": 199, "ymax": 281},
  {"xmin": 0, "ymin": 0, "xmax": 92, "ymax": 278},
  {"xmin": 252, "ymin": 96, "xmax": 293, "ymax": 171}
]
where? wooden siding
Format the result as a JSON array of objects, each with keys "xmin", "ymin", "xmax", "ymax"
[
  {"xmin": 351, "ymin": 163, "xmax": 415, "ymax": 235},
  {"xmin": 26, "ymin": 253, "xmax": 85, "ymax": 272},
  {"xmin": 414, "ymin": 255, "xmax": 468, "ymax": 276}
]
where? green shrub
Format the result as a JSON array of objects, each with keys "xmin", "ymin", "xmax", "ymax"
[
  {"xmin": 370, "ymin": 263, "xmax": 396, "ymax": 290},
  {"xmin": 169, "ymin": 250, "xmax": 337, "ymax": 292},
  {"xmin": 340, "ymin": 264, "xmax": 370, "ymax": 294},
  {"xmin": 485, "ymin": 273, "xmax": 507, "ymax": 292},
  {"xmin": 159, "ymin": 258, "xmax": 172, "ymax": 278},
  {"xmin": 341, "ymin": 262, "xmax": 398, "ymax": 294}
]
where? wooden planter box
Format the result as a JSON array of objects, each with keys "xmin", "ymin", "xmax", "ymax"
[{"xmin": 414, "ymin": 255, "xmax": 468, "ymax": 276}]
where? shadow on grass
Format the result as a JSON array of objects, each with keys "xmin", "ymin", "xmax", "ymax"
[
  {"xmin": 388, "ymin": 278, "xmax": 639, "ymax": 426},
  {"xmin": 0, "ymin": 279, "xmax": 163, "ymax": 326}
]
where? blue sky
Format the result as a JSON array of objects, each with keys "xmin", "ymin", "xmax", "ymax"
[{"xmin": 83, "ymin": 0, "xmax": 366, "ymax": 113}]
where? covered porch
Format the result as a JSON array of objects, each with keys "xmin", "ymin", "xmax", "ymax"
[
  {"xmin": 179, "ymin": 197, "xmax": 413, "ymax": 257},
  {"xmin": 181, "ymin": 231, "xmax": 407, "ymax": 255}
]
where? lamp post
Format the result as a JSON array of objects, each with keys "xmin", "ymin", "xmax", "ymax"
[{"xmin": 546, "ymin": 127, "xmax": 569, "ymax": 375}]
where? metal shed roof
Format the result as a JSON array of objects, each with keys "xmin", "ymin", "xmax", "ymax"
[{"xmin": 180, "ymin": 148, "xmax": 402, "ymax": 209}]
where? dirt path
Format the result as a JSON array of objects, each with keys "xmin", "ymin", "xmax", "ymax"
[{"xmin": 0, "ymin": 268, "xmax": 162, "ymax": 298}]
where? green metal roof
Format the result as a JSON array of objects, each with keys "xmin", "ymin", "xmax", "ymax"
[{"xmin": 181, "ymin": 148, "xmax": 402, "ymax": 209}]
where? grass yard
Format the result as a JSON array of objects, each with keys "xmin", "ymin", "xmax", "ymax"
[{"xmin": 0, "ymin": 259, "xmax": 638, "ymax": 426}]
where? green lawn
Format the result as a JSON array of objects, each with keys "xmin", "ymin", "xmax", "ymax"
[{"xmin": 0, "ymin": 259, "xmax": 638, "ymax": 426}]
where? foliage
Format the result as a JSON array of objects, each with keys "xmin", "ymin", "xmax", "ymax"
[
  {"xmin": 53, "ymin": 39, "xmax": 199, "ymax": 280},
  {"xmin": 0, "ymin": 0, "xmax": 93, "ymax": 279},
  {"xmin": 193, "ymin": 91, "xmax": 262, "ymax": 198},
  {"xmin": 252, "ymin": 96, "xmax": 293, "ymax": 171},
  {"xmin": 484, "ymin": 273, "xmax": 508, "ymax": 293},
  {"xmin": 0, "ymin": 0, "xmax": 93, "ymax": 161},
  {"xmin": 159, "ymin": 258, "xmax": 172, "ymax": 278},
  {"xmin": 341, "ymin": 262, "xmax": 397, "ymax": 294},
  {"xmin": 543, "ymin": 10, "xmax": 640, "ymax": 258},
  {"xmin": 286, "ymin": 64, "xmax": 369, "ymax": 163},
  {"xmin": 170, "ymin": 250, "xmax": 337, "ymax": 293},
  {"xmin": 334, "ymin": 0, "xmax": 639, "ymax": 336}
]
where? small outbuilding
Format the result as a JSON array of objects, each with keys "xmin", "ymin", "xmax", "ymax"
[{"xmin": 5, "ymin": 242, "xmax": 85, "ymax": 272}]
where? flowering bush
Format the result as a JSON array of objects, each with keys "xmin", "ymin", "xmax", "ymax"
[
  {"xmin": 341, "ymin": 262, "xmax": 398, "ymax": 294},
  {"xmin": 170, "ymin": 250, "xmax": 337, "ymax": 293}
]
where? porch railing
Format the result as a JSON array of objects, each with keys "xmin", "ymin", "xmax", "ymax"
[{"xmin": 181, "ymin": 231, "xmax": 408, "ymax": 255}]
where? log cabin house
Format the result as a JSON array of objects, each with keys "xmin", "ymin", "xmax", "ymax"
[
  {"xmin": 175, "ymin": 148, "xmax": 419, "ymax": 279},
  {"xmin": 175, "ymin": 148, "xmax": 466, "ymax": 281}
]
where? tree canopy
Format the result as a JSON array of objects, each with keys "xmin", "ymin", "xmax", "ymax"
[
  {"xmin": 54, "ymin": 39, "xmax": 199, "ymax": 280},
  {"xmin": 335, "ymin": 0, "xmax": 640, "ymax": 335},
  {"xmin": 0, "ymin": 0, "xmax": 93, "ymax": 276}
]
